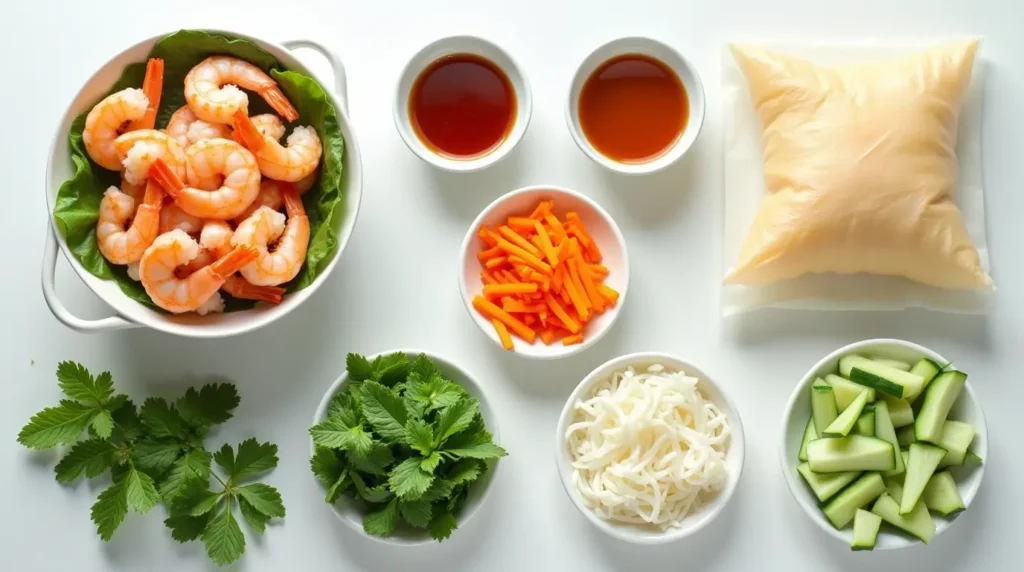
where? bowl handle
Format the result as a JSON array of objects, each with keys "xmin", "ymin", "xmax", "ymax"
[
  {"xmin": 41, "ymin": 226, "xmax": 139, "ymax": 333},
  {"xmin": 281, "ymin": 39, "xmax": 348, "ymax": 114}
]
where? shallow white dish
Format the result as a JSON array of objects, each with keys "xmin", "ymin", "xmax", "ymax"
[
  {"xmin": 42, "ymin": 29, "xmax": 363, "ymax": 338},
  {"xmin": 780, "ymin": 339, "xmax": 987, "ymax": 549},
  {"xmin": 554, "ymin": 352, "xmax": 745, "ymax": 544},
  {"xmin": 393, "ymin": 35, "xmax": 532, "ymax": 173},
  {"xmin": 566, "ymin": 36, "xmax": 706, "ymax": 175},
  {"xmin": 310, "ymin": 349, "xmax": 501, "ymax": 546},
  {"xmin": 458, "ymin": 185, "xmax": 629, "ymax": 359}
]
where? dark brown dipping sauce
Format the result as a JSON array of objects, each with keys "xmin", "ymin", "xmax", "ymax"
[
  {"xmin": 578, "ymin": 54, "xmax": 688, "ymax": 163},
  {"xmin": 410, "ymin": 54, "xmax": 516, "ymax": 159}
]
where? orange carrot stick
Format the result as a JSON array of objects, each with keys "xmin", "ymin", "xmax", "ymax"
[
  {"xmin": 503, "ymin": 299, "xmax": 546, "ymax": 313},
  {"xmin": 484, "ymin": 256, "xmax": 507, "ymax": 269},
  {"xmin": 543, "ymin": 293, "xmax": 580, "ymax": 333},
  {"xmin": 560, "ymin": 287, "xmax": 571, "ymax": 305},
  {"xmin": 589, "ymin": 264, "xmax": 609, "ymax": 277},
  {"xmin": 498, "ymin": 226, "xmax": 544, "ymax": 259},
  {"xmin": 499, "ymin": 270, "xmax": 518, "ymax": 284},
  {"xmin": 473, "ymin": 296, "xmax": 537, "ymax": 342},
  {"xmin": 552, "ymin": 263, "xmax": 565, "ymax": 292},
  {"xmin": 496, "ymin": 239, "xmax": 552, "ymax": 275},
  {"xmin": 544, "ymin": 214, "xmax": 569, "ymax": 245},
  {"xmin": 508, "ymin": 216, "xmax": 536, "ymax": 233},
  {"xmin": 539, "ymin": 328, "xmax": 558, "ymax": 345},
  {"xmin": 598, "ymin": 284, "xmax": 619, "ymax": 305},
  {"xmin": 562, "ymin": 333, "xmax": 584, "ymax": 346},
  {"xmin": 492, "ymin": 319, "xmax": 514, "ymax": 350},
  {"xmin": 484, "ymin": 283, "xmax": 538, "ymax": 297},
  {"xmin": 481, "ymin": 272, "xmax": 498, "ymax": 285},
  {"xmin": 477, "ymin": 246, "xmax": 503, "ymax": 261},
  {"xmin": 529, "ymin": 200, "xmax": 554, "ymax": 220},
  {"xmin": 532, "ymin": 220, "xmax": 559, "ymax": 267},
  {"xmin": 566, "ymin": 212, "xmax": 601, "ymax": 262},
  {"xmin": 562, "ymin": 268, "xmax": 590, "ymax": 321},
  {"xmin": 479, "ymin": 227, "xmax": 500, "ymax": 247},
  {"xmin": 575, "ymin": 256, "xmax": 605, "ymax": 312}
]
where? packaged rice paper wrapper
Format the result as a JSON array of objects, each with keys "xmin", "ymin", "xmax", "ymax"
[{"xmin": 721, "ymin": 39, "xmax": 992, "ymax": 315}]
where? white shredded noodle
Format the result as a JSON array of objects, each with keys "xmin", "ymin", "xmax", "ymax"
[{"xmin": 565, "ymin": 364, "xmax": 731, "ymax": 530}]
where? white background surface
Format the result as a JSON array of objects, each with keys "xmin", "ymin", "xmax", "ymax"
[{"xmin": 1, "ymin": 1, "xmax": 1019, "ymax": 570}]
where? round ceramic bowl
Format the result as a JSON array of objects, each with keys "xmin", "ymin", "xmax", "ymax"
[
  {"xmin": 566, "ymin": 37, "xmax": 706, "ymax": 175},
  {"xmin": 394, "ymin": 35, "xmax": 532, "ymax": 173},
  {"xmin": 780, "ymin": 339, "xmax": 987, "ymax": 549},
  {"xmin": 555, "ymin": 352, "xmax": 745, "ymax": 544},
  {"xmin": 42, "ymin": 30, "xmax": 363, "ymax": 338},
  {"xmin": 311, "ymin": 349, "xmax": 502, "ymax": 546},
  {"xmin": 458, "ymin": 185, "xmax": 629, "ymax": 359}
]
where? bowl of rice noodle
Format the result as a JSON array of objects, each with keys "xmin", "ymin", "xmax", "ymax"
[{"xmin": 555, "ymin": 352, "xmax": 745, "ymax": 543}]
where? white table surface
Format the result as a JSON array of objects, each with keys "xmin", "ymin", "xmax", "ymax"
[{"xmin": 2, "ymin": 1, "xmax": 1020, "ymax": 570}]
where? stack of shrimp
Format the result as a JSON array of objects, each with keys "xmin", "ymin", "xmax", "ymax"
[{"xmin": 83, "ymin": 56, "xmax": 323, "ymax": 314}]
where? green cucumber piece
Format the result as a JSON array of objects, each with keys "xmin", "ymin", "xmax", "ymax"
[
  {"xmin": 882, "ymin": 395, "xmax": 915, "ymax": 428},
  {"xmin": 935, "ymin": 420, "xmax": 976, "ymax": 467},
  {"xmin": 871, "ymin": 493, "xmax": 935, "ymax": 543},
  {"xmin": 811, "ymin": 379, "xmax": 839, "ymax": 435},
  {"xmin": 841, "ymin": 355, "xmax": 925, "ymax": 399},
  {"xmin": 875, "ymin": 358, "xmax": 911, "ymax": 371},
  {"xmin": 807, "ymin": 436, "xmax": 896, "ymax": 473},
  {"xmin": 915, "ymin": 371, "xmax": 967, "ymax": 443},
  {"xmin": 922, "ymin": 471, "xmax": 965, "ymax": 516},
  {"xmin": 884, "ymin": 475, "xmax": 904, "ymax": 504},
  {"xmin": 822, "ymin": 473, "xmax": 886, "ymax": 528},
  {"xmin": 901, "ymin": 443, "xmax": 948, "ymax": 514},
  {"xmin": 963, "ymin": 451, "xmax": 983, "ymax": 468},
  {"xmin": 896, "ymin": 425, "xmax": 916, "ymax": 448},
  {"xmin": 873, "ymin": 401, "xmax": 905, "ymax": 477},
  {"xmin": 851, "ymin": 509, "xmax": 882, "ymax": 550},
  {"xmin": 853, "ymin": 409, "xmax": 875, "ymax": 437},
  {"xmin": 798, "ymin": 419, "xmax": 816, "ymax": 462},
  {"xmin": 909, "ymin": 358, "xmax": 942, "ymax": 402},
  {"xmin": 826, "ymin": 374, "xmax": 875, "ymax": 410},
  {"xmin": 823, "ymin": 390, "xmax": 871, "ymax": 437},
  {"xmin": 797, "ymin": 463, "xmax": 860, "ymax": 503}
]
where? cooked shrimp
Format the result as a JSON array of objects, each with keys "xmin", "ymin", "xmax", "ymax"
[
  {"xmin": 138, "ymin": 229, "xmax": 257, "ymax": 313},
  {"xmin": 148, "ymin": 138, "xmax": 260, "ymax": 220},
  {"xmin": 96, "ymin": 180, "xmax": 164, "ymax": 265},
  {"xmin": 83, "ymin": 58, "xmax": 164, "ymax": 170},
  {"xmin": 198, "ymin": 221, "xmax": 285, "ymax": 303},
  {"xmin": 232, "ymin": 185, "xmax": 309, "ymax": 286},
  {"xmin": 83, "ymin": 89, "xmax": 148, "ymax": 171},
  {"xmin": 159, "ymin": 202, "xmax": 205, "ymax": 236},
  {"xmin": 119, "ymin": 175, "xmax": 146, "ymax": 203},
  {"xmin": 233, "ymin": 110, "xmax": 322, "ymax": 182},
  {"xmin": 114, "ymin": 129, "xmax": 187, "ymax": 186},
  {"xmin": 127, "ymin": 58, "xmax": 164, "ymax": 131},
  {"xmin": 249, "ymin": 114, "xmax": 286, "ymax": 141},
  {"xmin": 165, "ymin": 105, "xmax": 233, "ymax": 150},
  {"xmin": 184, "ymin": 56, "xmax": 298, "ymax": 124},
  {"xmin": 231, "ymin": 174, "xmax": 315, "ymax": 224}
]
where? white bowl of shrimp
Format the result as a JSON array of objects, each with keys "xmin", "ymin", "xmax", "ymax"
[{"xmin": 42, "ymin": 29, "xmax": 363, "ymax": 338}]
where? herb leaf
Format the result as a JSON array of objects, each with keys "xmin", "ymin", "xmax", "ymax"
[
  {"xmin": 18, "ymin": 400, "xmax": 96, "ymax": 449},
  {"xmin": 139, "ymin": 398, "xmax": 186, "ymax": 439},
  {"xmin": 404, "ymin": 419, "xmax": 434, "ymax": 455},
  {"xmin": 400, "ymin": 499, "xmax": 433, "ymax": 528},
  {"xmin": 91, "ymin": 477, "xmax": 128, "ymax": 541},
  {"xmin": 236, "ymin": 483, "xmax": 286, "ymax": 519},
  {"xmin": 202, "ymin": 503, "xmax": 246, "ymax": 566},
  {"xmin": 429, "ymin": 509, "xmax": 459, "ymax": 541},
  {"xmin": 433, "ymin": 398, "xmax": 479, "ymax": 446},
  {"xmin": 229, "ymin": 439, "xmax": 279, "ymax": 481},
  {"xmin": 57, "ymin": 362, "xmax": 114, "ymax": 405},
  {"xmin": 55, "ymin": 438, "xmax": 116, "ymax": 483},
  {"xmin": 176, "ymin": 383, "xmax": 239, "ymax": 428},
  {"xmin": 131, "ymin": 438, "xmax": 183, "ymax": 476},
  {"xmin": 309, "ymin": 417, "xmax": 374, "ymax": 455},
  {"xmin": 160, "ymin": 449, "xmax": 212, "ymax": 503},
  {"xmin": 359, "ymin": 381, "xmax": 409, "ymax": 442},
  {"xmin": 388, "ymin": 457, "xmax": 434, "ymax": 499},
  {"xmin": 89, "ymin": 410, "xmax": 115, "ymax": 440},
  {"xmin": 124, "ymin": 466, "xmax": 160, "ymax": 514},
  {"xmin": 310, "ymin": 446, "xmax": 345, "ymax": 487},
  {"xmin": 362, "ymin": 499, "xmax": 399, "ymax": 537},
  {"xmin": 371, "ymin": 353, "xmax": 409, "ymax": 386},
  {"xmin": 346, "ymin": 353, "xmax": 375, "ymax": 382}
]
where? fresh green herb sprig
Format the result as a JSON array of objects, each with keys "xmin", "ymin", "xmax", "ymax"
[
  {"xmin": 310, "ymin": 353, "xmax": 507, "ymax": 541},
  {"xmin": 18, "ymin": 362, "xmax": 283, "ymax": 566}
]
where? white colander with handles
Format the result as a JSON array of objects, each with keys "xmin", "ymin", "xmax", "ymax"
[{"xmin": 41, "ymin": 30, "xmax": 362, "ymax": 338}]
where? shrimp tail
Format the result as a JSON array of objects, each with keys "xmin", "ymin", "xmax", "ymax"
[
  {"xmin": 281, "ymin": 183, "xmax": 306, "ymax": 217},
  {"xmin": 147, "ymin": 158, "xmax": 185, "ymax": 198},
  {"xmin": 128, "ymin": 58, "xmax": 164, "ymax": 131},
  {"xmin": 142, "ymin": 179, "xmax": 165, "ymax": 207},
  {"xmin": 232, "ymin": 110, "xmax": 266, "ymax": 152},
  {"xmin": 259, "ymin": 86, "xmax": 299, "ymax": 122},
  {"xmin": 223, "ymin": 275, "xmax": 285, "ymax": 304},
  {"xmin": 209, "ymin": 246, "xmax": 259, "ymax": 280}
]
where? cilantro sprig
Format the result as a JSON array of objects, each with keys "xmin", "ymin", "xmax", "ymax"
[
  {"xmin": 310, "ymin": 353, "xmax": 507, "ymax": 541},
  {"xmin": 18, "ymin": 362, "xmax": 283, "ymax": 566}
]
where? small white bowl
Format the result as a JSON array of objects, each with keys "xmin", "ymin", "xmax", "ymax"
[
  {"xmin": 458, "ymin": 185, "xmax": 629, "ymax": 359},
  {"xmin": 555, "ymin": 353, "xmax": 745, "ymax": 544},
  {"xmin": 394, "ymin": 35, "xmax": 532, "ymax": 173},
  {"xmin": 310, "ymin": 349, "xmax": 502, "ymax": 546},
  {"xmin": 780, "ymin": 339, "xmax": 988, "ymax": 550},
  {"xmin": 566, "ymin": 37, "xmax": 706, "ymax": 175}
]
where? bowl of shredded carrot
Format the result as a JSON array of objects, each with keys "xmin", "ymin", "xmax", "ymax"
[{"xmin": 458, "ymin": 185, "xmax": 628, "ymax": 359}]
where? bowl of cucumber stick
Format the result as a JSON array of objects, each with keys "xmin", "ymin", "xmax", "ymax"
[{"xmin": 780, "ymin": 339, "xmax": 986, "ymax": 551}]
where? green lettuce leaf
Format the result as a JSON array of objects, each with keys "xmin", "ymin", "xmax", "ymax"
[{"xmin": 52, "ymin": 29, "xmax": 346, "ymax": 310}]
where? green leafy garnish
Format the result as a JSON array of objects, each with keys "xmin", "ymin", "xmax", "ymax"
[
  {"xmin": 18, "ymin": 362, "xmax": 282, "ymax": 567},
  {"xmin": 51, "ymin": 29, "xmax": 347, "ymax": 308},
  {"xmin": 309, "ymin": 353, "xmax": 506, "ymax": 541}
]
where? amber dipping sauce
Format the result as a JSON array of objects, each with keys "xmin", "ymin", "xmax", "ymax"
[
  {"xmin": 578, "ymin": 54, "xmax": 688, "ymax": 163},
  {"xmin": 410, "ymin": 54, "xmax": 517, "ymax": 159}
]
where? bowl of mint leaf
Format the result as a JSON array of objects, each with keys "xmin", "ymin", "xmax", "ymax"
[{"xmin": 309, "ymin": 350, "xmax": 507, "ymax": 545}]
